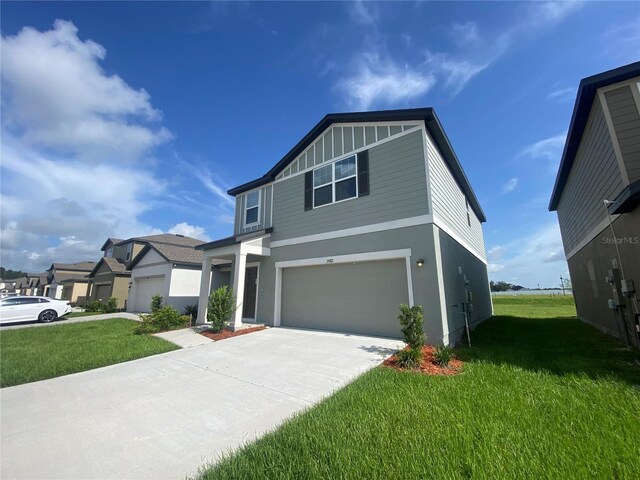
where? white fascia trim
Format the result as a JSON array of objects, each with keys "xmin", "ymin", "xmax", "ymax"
[
  {"xmin": 564, "ymin": 215, "xmax": 618, "ymax": 260},
  {"xmin": 432, "ymin": 213, "xmax": 488, "ymax": 264},
  {"xmin": 275, "ymin": 248, "xmax": 412, "ymax": 269},
  {"xmin": 273, "ymin": 248, "xmax": 413, "ymax": 327},
  {"xmin": 270, "ymin": 214, "xmax": 433, "ymax": 248},
  {"xmin": 432, "ymin": 226, "xmax": 450, "ymax": 344}
]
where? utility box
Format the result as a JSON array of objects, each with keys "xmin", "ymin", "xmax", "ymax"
[{"xmin": 621, "ymin": 279, "xmax": 635, "ymax": 295}]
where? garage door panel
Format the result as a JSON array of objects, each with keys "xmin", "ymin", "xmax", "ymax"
[
  {"xmin": 95, "ymin": 285, "xmax": 111, "ymax": 303},
  {"xmin": 281, "ymin": 259, "xmax": 408, "ymax": 338},
  {"xmin": 134, "ymin": 277, "xmax": 165, "ymax": 313}
]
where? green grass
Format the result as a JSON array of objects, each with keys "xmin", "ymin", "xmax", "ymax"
[
  {"xmin": 0, "ymin": 319, "xmax": 178, "ymax": 387},
  {"xmin": 198, "ymin": 296, "xmax": 640, "ymax": 480},
  {"xmin": 62, "ymin": 311, "xmax": 106, "ymax": 318},
  {"xmin": 492, "ymin": 294, "xmax": 576, "ymax": 317}
]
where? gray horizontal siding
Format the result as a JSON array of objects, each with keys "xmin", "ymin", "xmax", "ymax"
[
  {"xmin": 605, "ymin": 84, "xmax": 640, "ymax": 183},
  {"xmin": 271, "ymin": 130, "xmax": 429, "ymax": 241},
  {"xmin": 557, "ymin": 97, "xmax": 624, "ymax": 254},
  {"xmin": 235, "ymin": 184, "xmax": 273, "ymax": 235},
  {"xmin": 426, "ymin": 130, "xmax": 486, "ymax": 258}
]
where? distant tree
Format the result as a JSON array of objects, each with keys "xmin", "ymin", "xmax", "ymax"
[
  {"xmin": 0, "ymin": 267, "xmax": 27, "ymax": 280},
  {"xmin": 490, "ymin": 280, "xmax": 525, "ymax": 292}
]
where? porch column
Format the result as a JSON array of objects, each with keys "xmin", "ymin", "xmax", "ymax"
[
  {"xmin": 231, "ymin": 252, "xmax": 247, "ymax": 331},
  {"xmin": 196, "ymin": 256, "xmax": 213, "ymax": 324}
]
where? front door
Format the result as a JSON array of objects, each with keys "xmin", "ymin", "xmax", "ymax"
[{"xmin": 242, "ymin": 266, "xmax": 258, "ymax": 319}]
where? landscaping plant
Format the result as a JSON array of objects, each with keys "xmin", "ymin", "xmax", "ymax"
[
  {"xmin": 433, "ymin": 345, "xmax": 454, "ymax": 367},
  {"xmin": 207, "ymin": 286, "xmax": 237, "ymax": 333},
  {"xmin": 84, "ymin": 299, "xmax": 105, "ymax": 312},
  {"xmin": 151, "ymin": 294, "xmax": 163, "ymax": 313},
  {"xmin": 134, "ymin": 306, "xmax": 190, "ymax": 335},
  {"xmin": 104, "ymin": 297, "xmax": 118, "ymax": 313},
  {"xmin": 397, "ymin": 304, "xmax": 425, "ymax": 368},
  {"xmin": 184, "ymin": 304, "xmax": 198, "ymax": 325}
]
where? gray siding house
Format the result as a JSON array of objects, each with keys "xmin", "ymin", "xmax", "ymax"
[
  {"xmin": 550, "ymin": 62, "xmax": 640, "ymax": 348},
  {"xmin": 197, "ymin": 108, "xmax": 492, "ymax": 345}
]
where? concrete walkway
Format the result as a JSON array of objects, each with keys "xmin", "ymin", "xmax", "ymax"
[
  {"xmin": 1, "ymin": 327, "xmax": 402, "ymax": 480},
  {"xmin": 154, "ymin": 326, "xmax": 214, "ymax": 348},
  {"xmin": 0, "ymin": 312, "xmax": 141, "ymax": 330}
]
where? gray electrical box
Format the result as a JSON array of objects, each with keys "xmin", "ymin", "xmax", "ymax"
[{"xmin": 608, "ymin": 299, "xmax": 617, "ymax": 310}]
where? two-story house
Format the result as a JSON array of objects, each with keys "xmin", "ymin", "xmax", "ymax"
[
  {"xmin": 550, "ymin": 62, "xmax": 640, "ymax": 348},
  {"xmin": 196, "ymin": 108, "xmax": 492, "ymax": 345},
  {"xmin": 87, "ymin": 233, "xmax": 206, "ymax": 311}
]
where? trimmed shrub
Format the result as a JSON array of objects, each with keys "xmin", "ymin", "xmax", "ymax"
[
  {"xmin": 134, "ymin": 306, "xmax": 189, "ymax": 335},
  {"xmin": 151, "ymin": 294, "xmax": 163, "ymax": 313},
  {"xmin": 104, "ymin": 297, "xmax": 118, "ymax": 313},
  {"xmin": 434, "ymin": 345, "xmax": 454, "ymax": 367},
  {"xmin": 207, "ymin": 286, "xmax": 237, "ymax": 333},
  {"xmin": 84, "ymin": 299, "xmax": 104, "ymax": 313},
  {"xmin": 396, "ymin": 347, "xmax": 422, "ymax": 369},
  {"xmin": 397, "ymin": 304, "xmax": 426, "ymax": 369}
]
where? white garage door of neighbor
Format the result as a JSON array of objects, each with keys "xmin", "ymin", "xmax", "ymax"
[
  {"xmin": 134, "ymin": 277, "xmax": 165, "ymax": 313},
  {"xmin": 281, "ymin": 259, "xmax": 410, "ymax": 339}
]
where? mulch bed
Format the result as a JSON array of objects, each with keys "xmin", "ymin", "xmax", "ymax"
[
  {"xmin": 199, "ymin": 325, "xmax": 267, "ymax": 341},
  {"xmin": 383, "ymin": 345, "xmax": 463, "ymax": 376}
]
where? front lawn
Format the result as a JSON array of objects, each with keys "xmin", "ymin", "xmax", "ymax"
[
  {"xmin": 198, "ymin": 296, "xmax": 640, "ymax": 479},
  {"xmin": 0, "ymin": 319, "xmax": 178, "ymax": 387},
  {"xmin": 62, "ymin": 311, "xmax": 106, "ymax": 318}
]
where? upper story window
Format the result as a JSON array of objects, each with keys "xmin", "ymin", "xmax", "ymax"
[
  {"xmin": 313, "ymin": 155, "xmax": 357, "ymax": 208},
  {"xmin": 105, "ymin": 247, "xmax": 113, "ymax": 258},
  {"xmin": 245, "ymin": 190, "xmax": 260, "ymax": 226},
  {"xmin": 125, "ymin": 243, "xmax": 133, "ymax": 262}
]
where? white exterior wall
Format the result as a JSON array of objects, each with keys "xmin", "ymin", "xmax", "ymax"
[{"xmin": 424, "ymin": 127, "xmax": 487, "ymax": 261}]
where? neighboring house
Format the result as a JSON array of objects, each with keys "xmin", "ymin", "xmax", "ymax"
[
  {"xmin": 196, "ymin": 107, "xmax": 492, "ymax": 345},
  {"xmin": 126, "ymin": 241, "xmax": 208, "ymax": 313},
  {"xmin": 60, "ymin": 277, "xmax": 90, "ymax": 305},
  {"xmin": 47, "ymin": 262, "xmax": 96, "ymax": 300},
  {"xmin": 0, "ymin": 279, "xmax": 16, "ymax": 293},
  {"xmin": 10, "ymin": 277, "xmax": 28, "ymax": 295},
  {"xmin": 87, "ymin": 234, "xmax": 205, "ymax": 310},
  {"xmin": 550, "ymin": 62, "xmax": 640, "ymax": 348}
]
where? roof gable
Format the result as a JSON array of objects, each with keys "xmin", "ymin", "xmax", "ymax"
[
  {"xmin": 549, "ymin": 61, "xmax": 640, "ymax": 211},
  {"xmin": 228, "ymin": 107, "xmax": 486, "ymax": 222}
]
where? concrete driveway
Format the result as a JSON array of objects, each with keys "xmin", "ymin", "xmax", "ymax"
[{"xmin": 1, "ymin": 327, "xmax": 402, "ymax": 479}]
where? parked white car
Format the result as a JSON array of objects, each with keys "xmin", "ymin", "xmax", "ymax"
[{"xmin": 0, "ymin": 296, "xmax": 71, "ymax": 324}]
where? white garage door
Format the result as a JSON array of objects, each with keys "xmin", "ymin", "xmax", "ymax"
[
  {"xmin": 133, "ymin": 277, "xmax": 165, "ymax": 313},
  {"xmin": 281, "ymin": 259, "xmax": 409, "ymax": 339}
]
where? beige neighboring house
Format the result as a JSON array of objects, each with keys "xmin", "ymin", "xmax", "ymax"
[
  {"xmin": 86, "ymin": 234, "xmax": 205, "ymax": 310},
  {"xmin": 550, "ymin": 62, "xmax": 640, "ymax": 348},
  {"xmin": 60, "ymin": 277, "xmax": 90, "ymax": 304},
  {"xmin": 47, "ymin": 262, "xmax": 96, "ymax": 300}
]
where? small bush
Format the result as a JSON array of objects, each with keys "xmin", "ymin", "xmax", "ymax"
[
  {"xmin": 207, "ymin": 286, "xmax": 237, "ymax": 333},
  {"xmin": 396, "ymin": 347, "xmax": 422, "ymax": 369},
  {"xmin": 184, "ymin": 304, "xmax": 198, "ymax": 326},
  {"xmin": 84, "ymin": 299, "xmax": 104, "ymax": 312},
  {"xmin": 104, "ymin": 297, "xmax": 118, "ymax": 313},
  {"xmin": 134, "ymin": 306, "xmax": 189, "ymax": 335},
  {"xmin": 151, "ymin": 294, "xmax": 163, "ymax": 313},
  {"xmin": 434, "ymin": 346, "xmax": 454, "ymax": 367},
  {"xmin": 398, "ymin": 304, "xmax": 425, "ymax": 349}
]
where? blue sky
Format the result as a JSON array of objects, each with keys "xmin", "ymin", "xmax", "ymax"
[{"xmin": 1, "ymin": 1, "xmax": 638, "ymax": 286}]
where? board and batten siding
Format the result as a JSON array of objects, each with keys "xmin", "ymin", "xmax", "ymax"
[
  {"xmin": 235, "ymin": 184, "xmax": 273, "ymax": 235},
  {"xmin": 269, "ymin": 130, "xmax": 429, "ymax": 242},
  {"xmin": 604, "ymin": 83, "xmax": 640, "ymax": 183},
  {"xmin": 425, "ymin": 129, "xmax": 486, "ymax": 260},
  {"xmin": 557, "ymin": 98, "xmax": 624, "ymax": 255}
]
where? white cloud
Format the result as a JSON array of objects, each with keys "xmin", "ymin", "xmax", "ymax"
[
  {"xmin": 501, "ymin": 177, "xmax": 519, "ymax": 194},
  {"xmin": 168, "ymin": 222, "xmax": 211, "ymax": 242},
  {"xmin": 349, "ymin": 0, "xmax": 379, "ymax": 26},
  {"xmin": 547, "ymin": 87, "xmax": 575, "ymax": 102},
  {"xmin": 487, "ymin": 223, "xmax": 568, "ymax": 287},
  {"xmin": 0, "ymin": 21, "xmax": 189, "ymax": 272},
  {"xmin": 423, "ymin": 51, "xmax": 489, "ymax": 96},
  {"xmin": 1, "ymin": 20, "xmax": 172, "ymax": 162},
  {"xmin": 451, "ymin": 21, "xmax": 480, "ymax": 46},
  {"xmin": 520, "ymin": 133, "xmax": 567, "ymax": 162},
  {"xmin": 337, "ymin": 52, "xmax": 436, "ymax": 110}
]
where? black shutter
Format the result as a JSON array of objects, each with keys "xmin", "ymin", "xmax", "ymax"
[
  {"xmin": 304, "ymin": 171, "xmax": 313, "ymax": 210},
  {"xmin": 357, "ymin": 150, "xmax": 370, "ymax": 197}
]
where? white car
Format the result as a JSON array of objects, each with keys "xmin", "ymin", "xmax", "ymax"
[{"xmin": 0, "ymin": 296, "xmax": 71, "ymax": 324}]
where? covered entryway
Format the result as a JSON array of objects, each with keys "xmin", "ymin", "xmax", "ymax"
[
  {"xmin": 94, "ymin": 284, "xmax": 111, "ymax": 303},
  {"xmin": 133, "ymin": 276, "xmax": 165, "ymax": 312},
  {"xmin": 279, "ymin": 254, "xmax": 411, "ymax": 339},
  {"xmin": 242, "ymin": 266, "xmax": 259, "ymax": 320}
]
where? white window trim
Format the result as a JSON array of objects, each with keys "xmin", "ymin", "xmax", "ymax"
[
  {"xmin": 273, "ymin": 248, "xmax": 414, "ymax": 327},
  {"xmin": 244, "ymin": 190, "xmax": 261, "ymax": 228},
  {"xmin": 125, "ymin": 243, "xmax": 133, "ymax": 262},
  {"xmin": 312, "ymin": 154, "xmax": 358, "ymax": 209}
]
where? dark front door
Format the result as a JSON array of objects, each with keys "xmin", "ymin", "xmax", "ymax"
[{"xmin": 242, "ymin": 266, "xmax": 258, "ymax": 319}]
